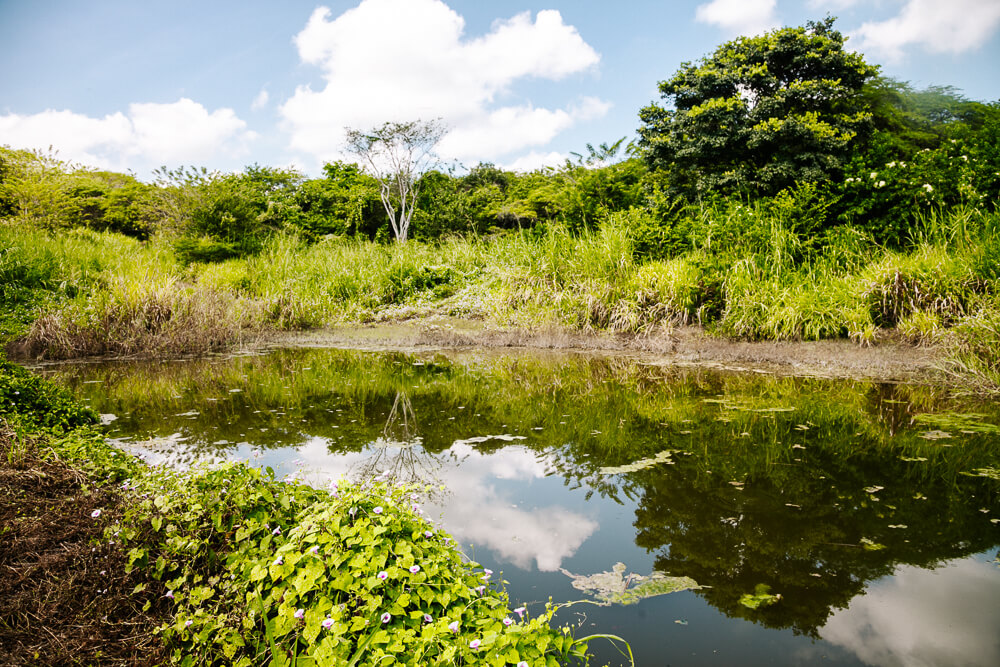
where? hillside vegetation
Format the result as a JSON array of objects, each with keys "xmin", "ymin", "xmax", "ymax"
[{"xmin": 2, "ymin": 19, "xmax": 999, "ymax": 390}]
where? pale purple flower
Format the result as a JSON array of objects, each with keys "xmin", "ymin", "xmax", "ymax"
[
  {"xmin": 424, "ymin": 531, "xmax": 433, "ymax": 538},
  {"xmin": 380, "ymin": 612, "xmax": 391, "ymax": 624},
  {"xmin": 514, "ymin": 606, "xmax": 526, "ymax": 619},
  {"xmin": 349, "ymin": 507, "xmax": 357, "ymax": 517},
  {"xmin": 474, "ymin": 585, "xmax": 485, "ymax": 595},
  {"xmin": 272, "ymin": 526, "xmax": 281, "ymax": 536},
  {"xmin": 373, "ymin": 506, "xmax": 383, "ymax": 515},
  {"xmin": 518, "ymin": 662, "xmax": 529, "ymax": 667},
  {"xmin": 448, "ymin": 620, "xmax": 460, "ymax": 634},
  {"xmin": 294, "ymin": 609, "xmax": 305, "ymax": 619},
  {"xmin": 469, "ymin": 639, "xmax": 481, "ymax": 650},
  {"xmin": 503, "ymin": 617, "xmax": 513, "ymax": 626},
  {"xmin": 273, "ymin": 556, "xmax": 284, "ymax": 566},
  {"xmin": 91, "ymin": 509, "xmax": 102, "ymax": 518},
  {"xmin": 165, "ymin": 590, "xmax": 174, "ymax": 600},
  {"xmin": 322, "ymin": 618, "xmax": 335, "ymax": 630},
  {"xmin": 409, "ymin": 565, "xmax": 420, "ymax": 574},
  {"xmin": 423, "ymin": 614, "xmax": 433, "ymax": 623},
  {"xmin": 309, "ymin": 545, "xmax": 320, "ymax": 555},
  {"xmin": 185, "ymin": 620, "xmax": 193, "ymax": 627},
  {"xmin": 377, "ymin": 571, "xmax": 388, "ymax": 581}
]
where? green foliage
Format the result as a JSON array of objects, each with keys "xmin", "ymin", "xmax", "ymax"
[
  {"xmin": 293, "ymin": 162, "xmax": 385, "ymax": 241},
  {"xmin": 0, "ymin": 148, "xmax": 159, "ymax": 238},
  {"xmin": 113, "ymin": 464, "xmax": 587, "ymax": 665},
  {"xmin": 830, "ymin": 139, "xmax": 989, "ymax": 246},
  {"xmin": 164, "ymin": 164, "xmax": 304, "ymax": 262},
  {"xmin": 63, "ymin": 171, "xmax": 158, "ymax": 239},
  {"xmin": 0, "ymin": 358, "xmax": 96, "ymax": 431},
  {"xmin": 738, "ymin": 584, "xmax": 781, "ymax": 610},
  {"xmin": 639, "ymin": 17, "xmax": 877, "ymax": 199}
]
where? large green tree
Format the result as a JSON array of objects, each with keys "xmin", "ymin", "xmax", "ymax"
[{"xmin": 638, "ymin": 17, "xmax": 877, "ymax": 199}]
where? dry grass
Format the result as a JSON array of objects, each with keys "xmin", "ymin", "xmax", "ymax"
[
  {"xmin": 0, "ymin": 423, "xmax": 169, "ymax": 665},
  {"xmin": 11, "ymin": 286, "xmax": 268, "ymax": 360}
]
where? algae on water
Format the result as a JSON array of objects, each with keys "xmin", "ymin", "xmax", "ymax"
[
  {"xmin": 560, "ymin": 562, "xmax": 701, "ymax": 606},
  {"xmin": 599, "ymin": 449, "xmax": 684, "ymax": 475}
]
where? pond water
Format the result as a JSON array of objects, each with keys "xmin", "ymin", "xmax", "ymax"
[{"xmin": 43, "ymin": 347, "xmax": 1000, "ymax": 666}]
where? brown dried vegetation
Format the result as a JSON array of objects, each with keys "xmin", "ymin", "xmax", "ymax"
[{"xmin": 0, "ymin": 425, "xmax": 168, "ymax": 665}]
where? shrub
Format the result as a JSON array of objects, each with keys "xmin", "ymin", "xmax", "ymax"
[{"xmin": 115, "ymin": 464, "xmax": 590, "ymax": 666}]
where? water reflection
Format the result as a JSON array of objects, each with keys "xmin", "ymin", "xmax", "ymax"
[
  {"xmin": 43, "ymin": 348, "xmax": 1000, "ymax": 665},
  {"xmin": 821, "ymin": 557, "xmax": 1000, "ymax": 666}
]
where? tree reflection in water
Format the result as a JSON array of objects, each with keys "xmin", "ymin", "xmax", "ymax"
[
  {"xmin": 352, "ymin": 390, "xmax": 446, "ymax": 500},
  {"xmin": 47, "ymin": 348, "xmax": 1000, "ymax": 642}
]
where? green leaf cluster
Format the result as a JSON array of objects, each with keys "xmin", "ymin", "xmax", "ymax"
[
  {"xmin": 113, "ymin": 464, "xmax": 590, "ymax": 665},
  {"xmin": 639, "ymin": 17, "xmax": 877, "ymax": 199}
]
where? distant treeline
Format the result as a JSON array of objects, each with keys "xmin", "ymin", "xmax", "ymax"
[{"xmin": 2, "ymin": 19, "xmax": 999, "ymax": 263}]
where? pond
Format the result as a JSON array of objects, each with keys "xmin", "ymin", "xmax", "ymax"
[{"xmin": 43, "ymin": 347, "xmax": 1000, "ymax": 666}]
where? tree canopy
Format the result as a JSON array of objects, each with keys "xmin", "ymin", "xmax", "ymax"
[
  {"xmin": 638, "ymin": 17, "xmax": 877, "ymax": 199},
  {"xmin": 345, "ymin": 120, "xmax": 446, "ymax": 243}
]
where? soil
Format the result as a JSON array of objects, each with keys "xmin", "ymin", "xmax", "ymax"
[
  {"xmin": 0, "ymin": 424, "xmax": 169, "ymax": 666},
  {"xmin": 264, "ymin": 318, "xmax": 948, "ymax": 384}
]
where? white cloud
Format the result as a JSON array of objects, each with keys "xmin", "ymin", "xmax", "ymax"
[
  {"xmin": 435, "ymin": 443, "xmax": 598, "ymax": 571},
  {"xmin": 821, "ymin": 558, "xmax": 1000, "ymax": 667},
  {"xmin": 695, "ymin": 0, "xmax": 779, "ymax": 36},
  {"xmin": 808, "ymin": 0, "xmax": 861, "ymax": 8},
  {"xmin": 0, "ymin": 98, "xmax": 254, "ymax": 172},
  {"xmin": 293, "ymin": 436, "xmax": 598, "ymax": 572},
  {"xmin": 502, "ymin": 151, "xmax": 568, "ymax": 173},
  {"xmin": 280, "ymin": 0, "xmax": 605, "ymax": 168},
  {"xmin": 851, "ymin": 0, "xmax": 1000, "ymax": 62},
  {"xmin": 251, "ymin": 89, "xmax": 270, "ymax": 111}
]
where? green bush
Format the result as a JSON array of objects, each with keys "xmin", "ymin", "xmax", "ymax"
[
  {"xmin": 0, "ymin": 359, "xmax": 96, "ymax": 431},
  {"xmin": 114, "ymin": 464, "xmax": 590, "ymax": 666}
]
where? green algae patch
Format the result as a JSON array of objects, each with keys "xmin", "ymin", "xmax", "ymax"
[
  {"xmin": 738, "ymin": 584, "xmax": 782, "ymax": 610},
  {"xmin": 598, "ymin": 450, "xmax": 685, "ymax": 475},
  {"xmin": 560, "ymin": 562, "xmax": 701, "ymax": 606}
]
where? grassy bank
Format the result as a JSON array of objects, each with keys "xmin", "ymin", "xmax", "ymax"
[
  {"xmin": 3, "ymin": 205, "xmax": 999, "ymax": 390},
  {"xmin": 0, "ymin": 358, "xmax": 596, "ymax": 665}
]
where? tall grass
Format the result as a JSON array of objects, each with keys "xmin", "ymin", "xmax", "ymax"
[
  {"xmin": 4, "ymin": 207, "xmax": 999, "ymax": 381},
  {"xmin": 2, "ymin": 225, "xmax": 267, "ymax": 358}
]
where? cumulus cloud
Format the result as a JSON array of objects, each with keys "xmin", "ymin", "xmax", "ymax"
[
  {"xmin": 695, "ymin": 0, "xmax": 779, "ymax": 36},
  {"xmin": 279, "ymin": 0, "xmax": 605, "ymax": 168},
  {"xmin": 293, "ymin": 435, "xmax": 598, "ymax": 572},
  {"xmin": 503, "ymin": 151, "xmax": 568, "ymax": 173},
  {"xmin": 851, "ymin": 0, "xmax": 1000, "ymax": 62},
  {"xmin": 821, "ymin": 558, "xmax": 1000, "ymax": 666},
  {"xmin": 0, "ymin": 98, "xmax": 254, "ymax": 172}
]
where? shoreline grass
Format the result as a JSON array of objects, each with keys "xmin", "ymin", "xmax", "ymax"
[{"xmin": 3, "ymin": 208, "xmax": 999, "ymax": 391}]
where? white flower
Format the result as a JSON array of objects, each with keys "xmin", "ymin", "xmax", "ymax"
[
  {"xmin": 877, "ymin": 180, "xmax": 886, "ymax": 188},
  {"xmin": 870, "ymin": 172, "xmax": 878, "ymax": 179},
  {"xmin": 922, "ymin": 183, "xmax": 934, "ymax": 192}
]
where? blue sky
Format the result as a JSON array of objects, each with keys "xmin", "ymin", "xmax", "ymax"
[{"xmin": 2, "ymin": 0, "xmax": 999, "ymax": 178}]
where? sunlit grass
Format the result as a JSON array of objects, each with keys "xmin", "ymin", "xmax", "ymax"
[{"xmin": 3, "ymin": 207, "xmax": 999, "ymax": 389}]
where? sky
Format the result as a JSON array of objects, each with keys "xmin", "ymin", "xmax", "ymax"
[{"xmin": 2, "ymin": 0, "xmax": 999, "ymax": 179}]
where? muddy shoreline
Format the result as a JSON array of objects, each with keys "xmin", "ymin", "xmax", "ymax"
[{"xmin": 263, "ymin": 318, "xmax": 947, "ymax": 384}]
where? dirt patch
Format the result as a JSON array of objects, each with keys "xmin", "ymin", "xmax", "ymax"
[
  {"xmin": 0, "ymin": 424, "xmax": 168, "ymax": 666},
  {"xmin": 264, "ymin": 318, "xmax": 947, "ymax": 384}
]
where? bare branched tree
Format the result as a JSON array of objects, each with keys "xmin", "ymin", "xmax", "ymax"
[{"xmin": 344, "ymin": 119, "xmax": 446, "ymax": 242}]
